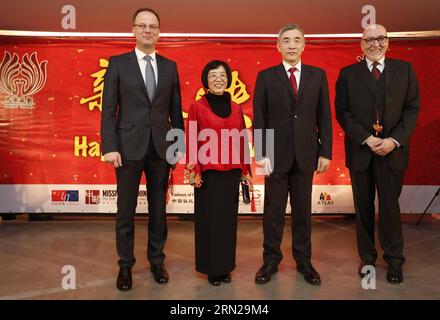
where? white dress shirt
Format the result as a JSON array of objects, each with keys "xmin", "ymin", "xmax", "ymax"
[
  {"xmin": 365, "ymin": 56, "xmax": 385, "ymax": 73},
  {"xmin": 135, "ymin": 47, "xmax": 158, "ymax": 86}
]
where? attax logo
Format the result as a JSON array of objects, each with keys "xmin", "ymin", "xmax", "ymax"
[{"xmin": 317, "ymin": 192, "xmax": 334, "ymax": 206}]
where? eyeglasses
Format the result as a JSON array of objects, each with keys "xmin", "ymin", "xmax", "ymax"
[
  {"xmin": 133, "ymin": 24, "xmax": 159, "ymax": 31},
  {"xmin": 207, "ymin": 73, "xmax": 228, "ymax": 81},
  {"xmin": 362, "ymin": 36, "xmax": 388, "ymax": 45}
]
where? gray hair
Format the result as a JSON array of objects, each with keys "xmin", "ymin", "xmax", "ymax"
[{"xmin": 278, "ymin": 24, "xmax": 305, "ymax": 42}]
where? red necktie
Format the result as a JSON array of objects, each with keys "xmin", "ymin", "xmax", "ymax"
[
  {"xmin": 371, "ymin": 62, "xmax": 382, "ymax": 80},
  {"xmin": 289, "ymin": 67, "xmax": 298, "ymax": 97}
]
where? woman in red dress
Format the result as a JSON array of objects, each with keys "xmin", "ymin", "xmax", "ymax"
[{"xmin": 184, "ymin": 60, "xmax": 252, "ymax": 286}]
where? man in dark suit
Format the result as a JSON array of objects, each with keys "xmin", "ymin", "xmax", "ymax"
[
  {"xmin": 253, "ymin": 24, "xmax": 332, "ymax": 286},
  {"xmin": 335, "ymin": 24, "xmax": 420, "ymax": 284},
  {"xmin": 101, "ymin": 7, "xmax": 184, "ymax": 291}
]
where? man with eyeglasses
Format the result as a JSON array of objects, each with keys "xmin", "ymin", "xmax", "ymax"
[
  {"xmin": 101, "ymin": 7, "xmax": 184, "ymax": 291},
  {"xmin": 335, "ymin": 24, "xmax": 420, "ymax": 284}
]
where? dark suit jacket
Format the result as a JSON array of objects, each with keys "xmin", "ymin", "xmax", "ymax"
[
  {"xmin": 101, "ymin": 51, "xmax": 184, "ymax": 160},
  {"xmin": 335, "ymin": 58, "xmax": 420, "ymax": 171},
  {"xmin": 253, "ymin": 63, "xmax": 332, "ymax": 173}
]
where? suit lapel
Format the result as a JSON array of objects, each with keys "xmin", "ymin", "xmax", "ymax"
[
  {"xmin": 128, "ymin": 51, "xmax": 150, "ymax": 101},
  {"xmin": 292, "ymin": 64, "xmax": 312, "ymax": 114},
  {"xmin": 354, "ymin": 60, "xmax": 376, "ymax": 96},
  {"xmin": 274, "ymin": 64, "xmax": 295, "ymax": 97},
  {"xmin": 274, "ymin": 63, "xmax": 310, "ymax": 101},
  {"xmin": 384, "ymin": 58, "xmax": 396, "ymax": 94},
  {"xmin": 383, "ymin": 58, "xmax": 397, "ymax": 129},
  {"xmin": 297, "ymin": 64, "xmax": 311, "ymax": 101},
  {"xmin": 155, "ymin": 54, "xmax": 167, "ymax": 103}
]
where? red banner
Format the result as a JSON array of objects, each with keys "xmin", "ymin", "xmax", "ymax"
[{"xmin": 1, "ymin": 38, "xmax": 439, "ymax": 187}]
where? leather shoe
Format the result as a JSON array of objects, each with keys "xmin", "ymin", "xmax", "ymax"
[
  {"xmin": 386, "ymin": 267, "xmax": 403, "ymax": 284},
  {"xmin": 358, "ymin": 261, "xmax": 376, "ymax": 278},
  {"xmin": 208, "ymin": 275, "xmax": 222, "ymax": 286},
  {"xmin": 297, "ymin": 263, "xmax": 321, "ymax": 285},
  {"xmin": 255, "ymin": 264, "xmax": 278, "ymax": 284},
  {"xmin": 116, "ymin": 267, "xmax": 132, "ymax": 291},
  {"xmin": 221, "ymin": 273, "xmax": 231, "ymax": 283},
  {"xmin": 150, "ymin": 263, "xmax": 169, "ymax": 284}
]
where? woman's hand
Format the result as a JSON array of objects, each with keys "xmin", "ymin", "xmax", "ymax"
[{"xmin": 193, "ymin": 174, "xmax": 203, "ymax": 188}]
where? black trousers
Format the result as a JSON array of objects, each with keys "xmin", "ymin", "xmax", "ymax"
[
  {"xmin": 115, "ymin": 141, "xmax": 170, "ymax": 269},
  {"xmin": 194, "ymin": 169, "xmax": 241, "ymax": 276},
  {"xmin": 350, "ymin": 155, "xmax": 405, "ymax": 268},
  {"xmin": 262, "ymin": 160, "xmax": 314, "ymax": 266}
]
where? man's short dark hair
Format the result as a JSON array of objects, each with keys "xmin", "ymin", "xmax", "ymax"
[
  {"xmin": 132, "ymin": 8, "xmax": 161, "ymax": 27},
  {"xmin": 201, "ymin": 60, "xmax": 232, "ymax": 89}
]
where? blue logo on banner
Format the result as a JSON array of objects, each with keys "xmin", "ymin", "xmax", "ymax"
[{"xmin": 64, "ymin": 190, "xmax": 79, "ymax": 202}]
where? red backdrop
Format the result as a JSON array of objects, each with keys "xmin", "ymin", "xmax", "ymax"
[{"xmin": 0, "ymin": 38, "xmax": 439, "ymax": 186}]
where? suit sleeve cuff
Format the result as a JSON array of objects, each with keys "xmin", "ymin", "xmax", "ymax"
[
  {"xmin": 389, "ymin": 137, "xmax": 401, "ymax": 148},
  {"xmin": 362, "ymin": 135, "xmax": 374, "ymax": 145}
]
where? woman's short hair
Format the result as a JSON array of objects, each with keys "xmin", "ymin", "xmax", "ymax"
[{"xmin": 201, "ymin": 60, "xmax": 232, "ymax": 89}]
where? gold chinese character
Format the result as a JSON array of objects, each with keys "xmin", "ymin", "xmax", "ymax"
[{"xmin": 80, "ymin": 59, "xmax": 108, "ymax": 112}]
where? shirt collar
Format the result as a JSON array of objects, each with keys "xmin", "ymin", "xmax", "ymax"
[
  {"xmin": 283, "ymin": 60, "xmax": 302, "ymax": 73},
  {"xmin": 365, "ymin": 56, "xmax": 385, "ymax": 69},
  {"xmin": 135, "ymin": 47, "xmax": 156, "ymax": 62}
]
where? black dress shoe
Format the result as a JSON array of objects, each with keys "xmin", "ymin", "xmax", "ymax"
[
  {"xmin": 297, "ymin": 263, "xmax": 321, "ymax": 286},
  {"xmin": 386, "ymin": 267, "xmax": 403, "ymax": 284},
  {"xmin": 358, "ymin": 261, "xmax": 376, "ymax": 278},
  {"xmin": 255, "ymin": 264, "xmax": 278, "ymax": 284},
  {"xmin": 208, "ymin": 275, "xmax": 222, "ymax": 286},
  {"xmin": 116, "ymin": 267, "xmax": 132, "ymax": 291},
  {"xmin": 150, "ymin": 263, "xmax": 169, "ymax": 284},
  {"xmin": 221, "ymin": 273, "xmax": 231, "ymax": 283}
]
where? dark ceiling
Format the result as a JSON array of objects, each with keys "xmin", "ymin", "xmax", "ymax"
[{"xmin": 1, "ymin": 0, "xmax": 439, "ymax": 34}]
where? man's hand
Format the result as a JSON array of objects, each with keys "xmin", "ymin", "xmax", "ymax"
[
  {"xmin": 366, "ymin": 136, "xmax": 382, "ymax": 149},
  {"xmin": 255, "ymin": 158, "xmax": 273, "ymax": 177},
  {"xmin": 316, "ymin": 156, "xmax": 331, "ymax": 174},
  {"xmin": 241, "ymin": 172, "xmax": 254, "ymax": 190},
  {"xmin": 104, "ymin": 152, "xmax": 122, "ymax": 168},
  {"xmin": 371, "ymin": 138, "xmax": 396, "ymax": 156}
]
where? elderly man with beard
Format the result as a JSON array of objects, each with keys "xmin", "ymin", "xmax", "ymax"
[{"xmin": 335, "ymin": 24, "xmax": 420, "ymax": 284}]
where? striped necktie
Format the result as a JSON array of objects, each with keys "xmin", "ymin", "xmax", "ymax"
[{"xmin": 371, "ymin": 61, "xmax": 382, "ymax": 80}]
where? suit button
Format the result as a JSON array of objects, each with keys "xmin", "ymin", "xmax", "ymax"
[{"xmin": 294, "ymin": 115, "xmax": 298, "ymax": 119}]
